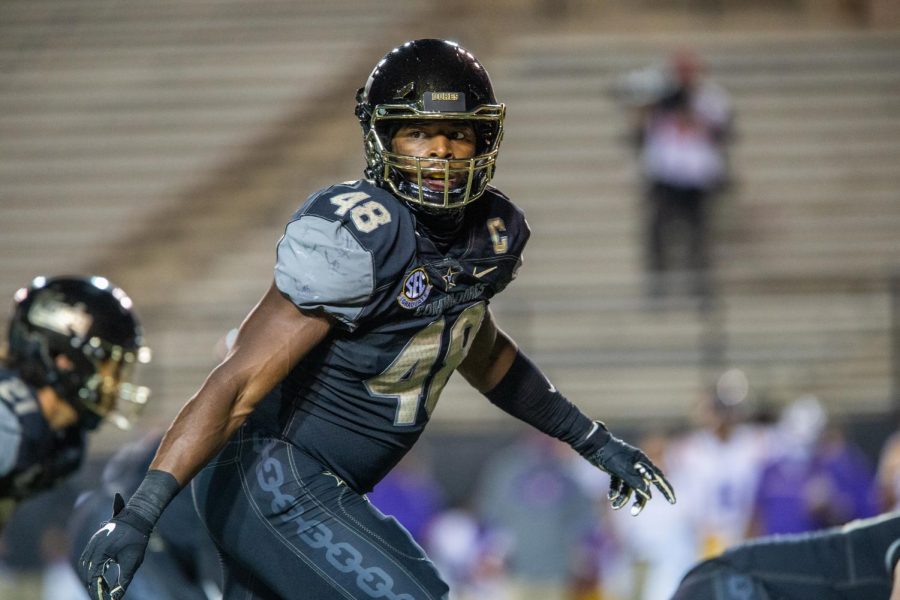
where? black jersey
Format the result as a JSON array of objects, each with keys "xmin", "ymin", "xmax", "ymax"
[
  {"xmin": 0, "ymin": 367, "xmax": 85, "ymax": 502},
  {"xmin": 266, "ymin": 179, "xmax": 529, "ymax": 492}
]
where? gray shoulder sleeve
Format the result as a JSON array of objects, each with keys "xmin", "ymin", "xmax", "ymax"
[
  {"xmin": 275, "ymin": 215, "xmax": 375, "ymax": 330},
  {"xmin": 0, "ymin": 401, "xmax": 22, "ymax": 477}
]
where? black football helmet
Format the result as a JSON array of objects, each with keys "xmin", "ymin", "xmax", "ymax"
[
  {"xmin": 355, "ymin": 39, "xmax": 505, "ymax": 210},
  {"xmin": 6, "ymin": 276, "xmax": 151, "ymax": 430}
]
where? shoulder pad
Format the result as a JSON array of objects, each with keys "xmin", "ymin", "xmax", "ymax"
[{"xmin": 276, "ymin": 181, "xmax": 415, "ymax": 330}]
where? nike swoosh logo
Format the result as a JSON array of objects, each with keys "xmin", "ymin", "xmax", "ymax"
[
  {"xmin": 100, "ymin": 523, "xmax": 116, "ymax": 536},
  {"xmin": 473, "ymin": 266, "xmax": 498, "ymax": 279}
]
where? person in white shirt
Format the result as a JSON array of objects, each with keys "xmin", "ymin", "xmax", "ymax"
[{"xmin": 636, "ymin": 49, "xmax": 733, "ymax": 302}]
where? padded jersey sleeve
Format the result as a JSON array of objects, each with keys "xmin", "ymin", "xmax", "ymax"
[
  {"xmin": 275, "ymin": 214, "xmax": 375, "ymax": 331},
  {"xmin": 274, "ymin": 180, "xmax": 413, "ymax": 332},
  {"xmin": 0, "ymin": 401, "xmax": 22, "ymax": 477}
]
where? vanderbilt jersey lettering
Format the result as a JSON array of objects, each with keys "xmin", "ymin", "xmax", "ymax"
[{"xmin": 271, "ymin": 179, "xmax": 529, "ymax": 492}]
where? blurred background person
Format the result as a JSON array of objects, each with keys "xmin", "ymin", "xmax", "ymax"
[
  {"xmin": 668, "ymin": 373, "xmax": 770, "ymax": 559},
  {"xmin": 616, "ymin": 48, "xmax": 734, "ymax": 304},
  {"xmin": 751, "ymin": 395, "xmax": 879, "ymax": 537},
  {"xmin": 810, "ymin": 420, "xmax": 880, "ymax": 523},
  {"xmin": 0, "ymin": 276, "xmax": 149, "ymax": 529},
  {"xmin": 368, "ymin": 443, "xmax": 446, "ymax": 548},
  {"xmin": 474, "ymin": 431, "xmax": 600, "ymax": 600},
  {"xmin": 600, "ymin": 430, "xmax": 696, "ymax": 600},
  {"xmin": 425, "ymin": 506, "xmax": 511, "ymax": 600}
]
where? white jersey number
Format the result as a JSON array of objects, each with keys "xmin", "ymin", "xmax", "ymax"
[
  {"xmin": 365, "ymin": 303, "xmax": 486, "ymax": 425},
  {"xmin": 330, "ymin": 192, "xmax": 391, "ymax": 233}
]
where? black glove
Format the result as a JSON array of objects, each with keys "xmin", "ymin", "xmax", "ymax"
[
  {"xmin": 79, "ymin": 492, "xmax": 153, "ymax": 600},
  {"xmin": 574, "ymin": 421, "xmax": 676, "ymax": 515}
]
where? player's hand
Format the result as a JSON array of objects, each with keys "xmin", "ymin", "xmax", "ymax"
[
  {"xmin": 577, "ymin": 421, "xmax": 676, "ymax": 515},
  {"xmin": 78, "ymin": 493, "xmax": 153, "ymax": 600}
]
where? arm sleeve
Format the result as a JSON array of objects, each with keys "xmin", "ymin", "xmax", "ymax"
[
  {"xmin": 0, "ymin": 401, "xmax": 22, "ymax": 477},
  {"xmin": 484, "ymin": 350, "xmax": 595, "ymax": 448},
  {"xmin": 274, "ymin": 215, "xmax": 375, "ymax": 331}
]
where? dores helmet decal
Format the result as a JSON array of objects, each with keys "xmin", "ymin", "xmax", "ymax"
[{"xmin": 397, "ymin": 268, "xmax": 433, "ymax": 309}]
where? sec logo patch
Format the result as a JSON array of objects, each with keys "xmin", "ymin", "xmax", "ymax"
[{"xmin": 397, "ymin": 268, "xmax": 432, "ymax": 309}]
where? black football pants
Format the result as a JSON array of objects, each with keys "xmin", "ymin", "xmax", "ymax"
[{"xmin": 192, "ymin": 425, "xmax": 449, "ymax": 600}]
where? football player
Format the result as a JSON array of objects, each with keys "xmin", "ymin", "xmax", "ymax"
[
  {"xmin": 670, "ymin": 511, "xmax": 900, "ymax": 600},
  {"xmin": 0, "ymin": 275, "xmax": 149, "ymax": 528},
  {"xmin": 78, "ymin": 39, "xmax": 676, "ymax": 600}
]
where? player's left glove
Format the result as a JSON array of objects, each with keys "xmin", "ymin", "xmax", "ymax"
[
  {"xmin": 78, "ymin": 492, "xmax": 153, "ymax": 600},
  {"xmin": 574, "ymin": 421, "xmax": 676, "ymax": 515}
]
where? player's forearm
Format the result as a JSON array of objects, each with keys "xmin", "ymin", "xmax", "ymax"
[
  {"xmin": 460, "ymin": 313, "xmax": 594, "ymax": 446},
  {"xmin": 125, "ymin": 363, "xmax": 263, "ymax": 526},
  {"xmin": 484, "ymin": 350, "xmax": 595, "ymax": 447},
  {"xmin": 150, "ymin": 361, "xmax": 261, "ymax": 485},
  {"xmin": 148, "ymin": 283, "xmax": 331, "ymax": 486},
  {"xmin": 458, "ymin": 310, "xmax": 517, "ymax": 392}
]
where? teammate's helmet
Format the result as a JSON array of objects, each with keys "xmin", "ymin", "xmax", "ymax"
[
  {"xmin": 6, "ymin": 276, "xmax": 151, "ymax": 430},
  {"xmin": 355, "ymin": 39, "xmax": 505, "ymax": 210}
]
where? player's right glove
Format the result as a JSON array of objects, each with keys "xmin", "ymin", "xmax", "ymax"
[
  {"xmin": 78, "ymin": 469, "xmax": 179, "ymax": 599},
  {"xmin": 574, "ymin": 421, "xmax": 676, "ymax": 515},
  {"xmin": 78, "ymin": 492, "xmax": 153, "ymax": 600}
]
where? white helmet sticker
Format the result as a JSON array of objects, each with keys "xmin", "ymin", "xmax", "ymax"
[{"xmin": 29, "ymin": 298, "xmax": 93, "ymax": 338}]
